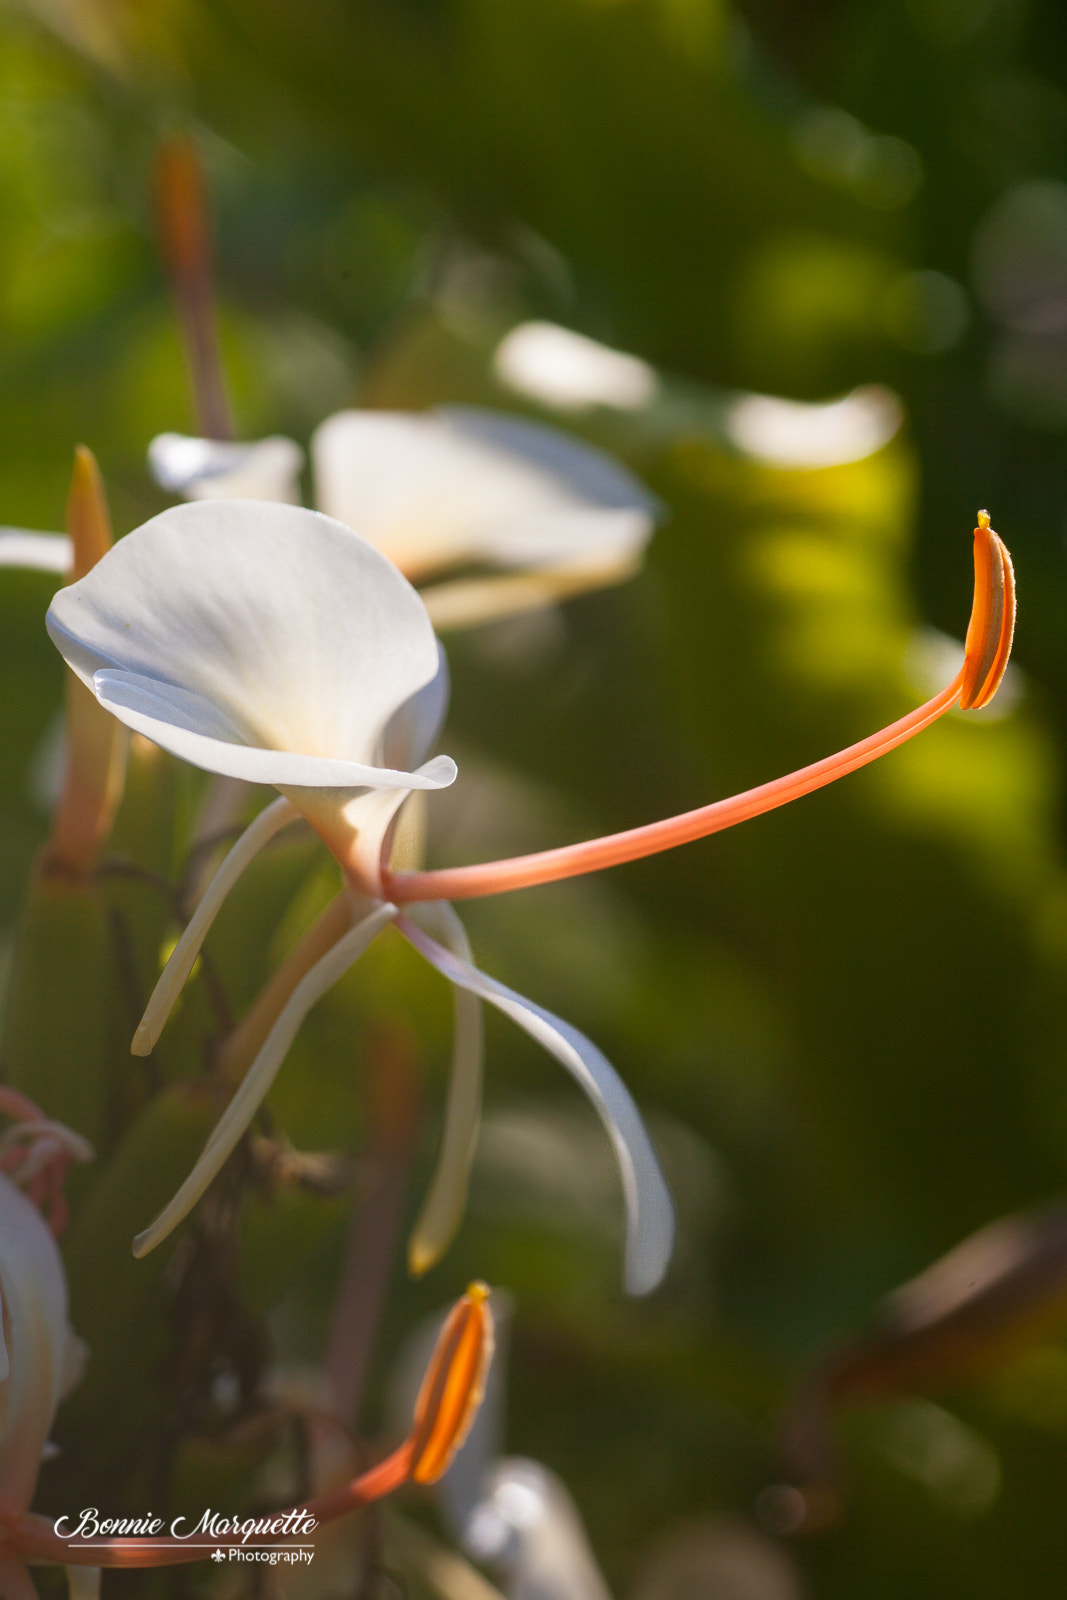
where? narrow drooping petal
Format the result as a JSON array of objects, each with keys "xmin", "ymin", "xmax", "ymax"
[
  {"xmin": 0, "ymin": 531, "xmax": 72, "ymax": 574},
  {"xmin": 132, "ymin": 900, "xmax": 398, "ymax": 1258},
  {"xmin": 0, "ymin": 1172, "xmax": 74, "ymax": 1516},
  {"xmin": 148, "ymin": 432, "xmax": 305, "ymax": 504},
  {"xmin": 312, "ymin": 407, "xmax": 659, "ymax": 582},
  {"xmin": 407, "ymin": 904, "xmax": 485, "ymax": 1277},
  {"xmin": 132, "ymin": 796, "xmax": 301, "ymax": 1056},
  {"xmin": 397, "ymin": 916, "xmax": 674, "ymax": 1295}
]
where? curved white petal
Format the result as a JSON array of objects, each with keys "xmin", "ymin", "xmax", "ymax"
[
  {"xmin": 133, "ymin": 796, "xmax": 301, "ymax": 1057},
  {"xmin": 407, "ymin": 904, "xmax": 484, "ymax": 1276},
  {"xmin": 312, "ymin": 407, "xmax": 659, "ymax": 579},
  {"xmin": 397, "ymin": 916, "xmax": 674, "ymax": 1295},
  {"xmin": 148, "ymin": 432, "xmax": 305, "ymax": 504},
  {"xmin": 0, "ymin": 531, "xmax": 71, "ymax": 574},
  {"xmin": 0, "ymin": 1173, "xmax": 72, "ymax": 1515},
  {"xmin": 47, "ymin": 500, "xmax": 452, "ymax": 792},
  {"xmin": 132, "ymin": 901, "xmax": 398, "ymax": 1258},
  {"xmin": 89, "ymin": 670, "xmax": 456, "ymax": 793}
]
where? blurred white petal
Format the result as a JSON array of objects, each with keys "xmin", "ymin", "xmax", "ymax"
[
  {"xmin": 397, "ymin": 915, "xmax": 674, "ymax": 1296},
  {"xmin": 493, "ymin": 321, "xmax": 659, "ymax": 412},
  {"xmin": 148, "ymin": 433, "xmax": 305, "ymax": 504},
  {"xmin": 0, "ymin": 1172, "xmax": 75, "ymax": 1515},
  {"xmin": 0, "ymin": 531, "xmax": 71, "ymax": 574},
  {"xmin": 312, "ymin": 407, "xmax": 658, "ymax": 579},
  {"xmin": 463, "ymin": 1458, "xmax": 613, "ymax": 1600},
  {"xmin": 725, "ymin": 385, "xmax": 903, "ymax": 467}
]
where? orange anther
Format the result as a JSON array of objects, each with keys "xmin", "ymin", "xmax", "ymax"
[
  {"xmin": 959, "ymin": 511, "xmax": 1016, "ymax": 711},
  {"xmin": 409, "ymin": 1282, "xmax": 494, "ymax": 1483}
]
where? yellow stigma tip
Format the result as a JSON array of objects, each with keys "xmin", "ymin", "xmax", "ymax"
[{"xmin": 977, "ymin": 509, "xmax": 990, "ymax": 530}]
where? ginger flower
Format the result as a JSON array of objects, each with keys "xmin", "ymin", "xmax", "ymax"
[
  {"xmin": 46, "ymin": 502, "xmax": 1014, "ymax": 1297},
  {"xmin": 148, "ymin": 404, "xmax": 661, "ymax": 629}
]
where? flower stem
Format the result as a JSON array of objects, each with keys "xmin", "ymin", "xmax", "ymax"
[{"xmin": 385, "ymin": 675, "xmax": 963, "ymax": 904}]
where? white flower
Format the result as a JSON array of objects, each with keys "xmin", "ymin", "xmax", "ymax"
[
  {"xmin": 46, "ymin": 500, "xmax": 675, "ymax": 1296},
  {"xmin": 148, "ymin": 404, "xmax": 661, "ymax": 630}
]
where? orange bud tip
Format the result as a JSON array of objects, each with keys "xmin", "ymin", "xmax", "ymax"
[
  {"xmin": 959, "ymin": 512, "xmax": 1016, "ymax": 711},
  {"xmin": 409, "ymin": 1284, "xmax": 495, "ymax": 1484},
  {"xmin": 65, "ymin": 447, "xmax": 113, "ymax": 581}
]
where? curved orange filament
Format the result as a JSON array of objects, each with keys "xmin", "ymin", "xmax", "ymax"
[{"xmin": 384, "ymin": 516, "xmax": 1016, "ymax": 905}]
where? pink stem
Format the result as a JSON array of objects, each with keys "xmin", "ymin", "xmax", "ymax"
[{"xmin": 384, "ymin": 675, "xmax": 964, "ymax": 904}]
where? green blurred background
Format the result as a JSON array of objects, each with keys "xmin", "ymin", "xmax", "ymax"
[{"xmin": 5, "ymin": 0, "xmax": 1067, "ymax": 1595}]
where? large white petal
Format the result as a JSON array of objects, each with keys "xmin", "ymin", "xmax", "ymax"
[
  {"xmin": 312, "ymin": 407, "xmax": 659, "ymax": 579},
  {"xmin": 407, "ymin": 904, "xmax": 484, "ymax": 1276},
  {"xmin": 0, "ymin": 1173, "xmax": 71, "ymax": 1515},
  {"xmin": 148, "ymin": 432, "xmax": 305, "ymax": 504},
  {"xmin": 0, "ymin": 531, "xmax": 71, "ymax": 574},
  {"xmin": 397, "ymin": 916, "xmax": 674, "ymax": 1295},
  {"xmin": 47, "ymin": 500, "xmax": 450, "ymax": 785},
  {"xmin": 132, "ymin": 900, "xmax": 398, "ymax": 1258},
  {"xmin": 88, "ymin": 670, "xmax": 456, "ymax": 792}
]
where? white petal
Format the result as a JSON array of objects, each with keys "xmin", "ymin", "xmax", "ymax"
[
  {"xmin": 133, "ymin": 796, "xmax": 301, "ymax": 1056},
  {"xmin": 397, "ymin": 916, "xmax": 674, "ymax": 1295},
  {"xmin": 407, "ymin": 904, "xmax": 484, "ymax": 1276},
  {"xmin": 148, "ymin": 432, "xmax": 305, "ymax": 503},
  {"xmin": 312, "ymin": 407, "xmax": 659, "ymax": 578},
  {"xmin": 0, "ymin": 1173, "xmax": 72, "ymax": 1514},
  {"xmin": 132, "ymin": 900, "xmax": 397, "ymax": 1258},
  {"xmin": 89, "ymin": 670, "xmax": 456, "ymax": 792},
  {"xmin": 0, "ymin": 531, "xmax": 71, "ymax": 574},
  {"xmin": 47, "ymin": 500, "xmax": 452, "ymax": 789},
  {"xmin": 493, "ymin": 321, "xmax": 660, "ymax": 412},
  {"xmin": 382, "ymin": 644, "xmax": 450, "ymax": 771},
  {"xmin": 724, "ymin": 385, "xmax": 903, "ymax": 468}
]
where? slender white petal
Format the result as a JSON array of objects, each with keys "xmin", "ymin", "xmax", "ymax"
[
  {"xmin": 0, "ymin": 1173, "xmax": 72, "ymax": 1515},
  {"xmin": 132, "ymin": 901, "xmax": 398, "ymax": 1259},
  {"xmin": 0, "ymin": 531, "xmax": 71, "ymax": 574},
  {"xmin": 397, "ymin": 916, "xmax": 674, "ymax": 1295},
  {"xmin": 148, "ymin": 432, "xmax": 305, "ymax": 504},
  {"xmin": 407, "ymin": 904, "xmax": 485, "ymax": 1276},
  {"xmin": 312, "ymin": 407, "xmax": 659, "ymax": 579},
  {"xmin": 47, "ymin": 501, "xmax": 453, "ymax": 797},
  {"xmin": 133, "ymin": 796, "xmax": 301, "ymax": 1057}
]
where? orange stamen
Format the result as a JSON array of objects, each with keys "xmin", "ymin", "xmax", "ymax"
[
  {"xmin": 409, "ymin": 1281, "xmax": 494, "ymax": 1483},
  {"xmin": 383, "ymin": 516, "xmax": 1016, "ymax": 905},
  {"xmin": 959, "ymin": 511, "xmax": 1016, "ymax": 710}
]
